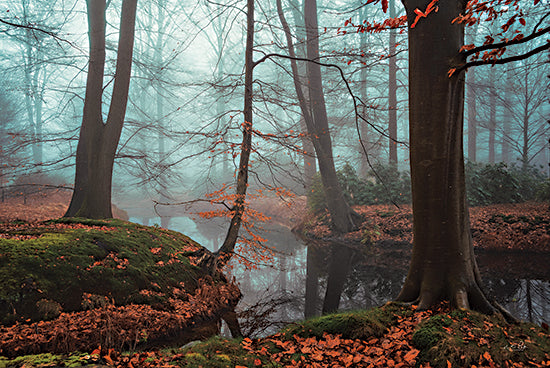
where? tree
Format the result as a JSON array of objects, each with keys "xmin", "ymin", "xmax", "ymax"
[
  {"xmin": 388, "ymin": 0, "xmax": 398, "ymax": 166},
  {"xmin": 392, "ymin": 0, "xmax": 549, "ymax": 311},
  {"xmin": 277, "ymin": 0, "xmax": 360, "ymax": 314},
  {"xmin": 304, "ymin": 0, "xmax": 359, "ymax": 234},
  {"xmin": 64, "ymin": 0, "xmax": 138, "ymax": 219}
]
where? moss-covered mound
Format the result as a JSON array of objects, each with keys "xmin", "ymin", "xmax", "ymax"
[{"xmin": 0, "ymin": 218, "xmax": 241, "ymax": 357}]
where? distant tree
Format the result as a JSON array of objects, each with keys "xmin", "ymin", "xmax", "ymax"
[
  {"xmin": 388, "ymin": 0, "xmax": 398, "ymax": 166},
  {"xmin": 0, "ymin": 78, "xmax": 20, "ymax": 198},
  {"xmin": 64, "ymin": 0, "xmax": 138, "ymax": 218},
  {"xmin": 499, "ymin": 56, "xmax": 548, "ymax": 169}
]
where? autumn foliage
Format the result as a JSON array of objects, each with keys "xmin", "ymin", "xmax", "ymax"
[
  {"xmin": 0, "ymin": 280, "xmax": 240, "ymax": 357},
  {"xmin": 5, "ymin": 302, "xmax": 547, "ymax": 367}
]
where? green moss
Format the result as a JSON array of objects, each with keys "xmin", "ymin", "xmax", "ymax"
[
  {"xmin": 282, "ymin": 302, "xmax": 414, "ymax": 340},
  {"xmin": 0, "ymin": 352, "xmax": 91, "ymax": 368},
  {"xmin": 413, "ymin": 309, "xmax": 550, "ymax": 368},
  {"xmin": 168, "ymin": 337, "xmax": 281, "ymax": 367},
  {"xmin": 0, "ymin": 219, "xmax": 206, "ymax": 325}
]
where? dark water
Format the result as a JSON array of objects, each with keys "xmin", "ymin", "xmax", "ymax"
[{"xmin": 131, "ymin": 216, "xmax": 550, "ymax": 337}]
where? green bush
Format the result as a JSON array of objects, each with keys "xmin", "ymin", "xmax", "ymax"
[
  {"xmin": 307, "ymin": 163, "xmax": 411, "ymax": 213},
  {"xmin": 308, "ymin": 161, "xmax": 548, "ymax": 212},
  {"xmin": 465, "ymin": 161, "xmax": 547, "ymax": 206}
]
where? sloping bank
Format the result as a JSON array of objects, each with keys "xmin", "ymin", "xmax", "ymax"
[{"xmin": 0, "ymin": 218, "xmax": 240, "ymax": 357}]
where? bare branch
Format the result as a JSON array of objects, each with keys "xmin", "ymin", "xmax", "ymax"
[{"xmin": 459, "ymin": 41, "xmax": 550, "ymax": 72}]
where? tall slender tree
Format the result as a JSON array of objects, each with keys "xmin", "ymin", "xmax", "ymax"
[
  {"xmin": 388, "ymin": 0, "xmax": 398, "ymax": 166},
  {"xmin": 64, "ymin": 0, "xmax": 138, "ymax": 218}
]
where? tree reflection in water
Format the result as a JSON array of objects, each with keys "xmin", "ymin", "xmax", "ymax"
[{"xmin": 163, "ymin": 217, "xmax": 549, "ymax": 337}]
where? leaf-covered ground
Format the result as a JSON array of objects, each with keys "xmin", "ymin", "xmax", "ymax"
[
  {"xmin": 0, "ymin": 190, "xmax": 128, "ymax": 222},
  {"xmin": 1, "ymin": 302, "xmax": 548, "ymax": 367},
  {"xmin": 302, "ymin": 202, "xmax": 550, "ymax": 252}
]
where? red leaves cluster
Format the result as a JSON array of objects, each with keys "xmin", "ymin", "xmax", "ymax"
[
  {"xmin": 0, "ymin": 280, "xmax": 241, "ymax": 357},
  {"xmin": 245, "ymin": 327, "xmax": 422, "ymax": 367},
  {"xmin": 411, "ymin": 0, "xmax": 439, "ymax": 29}
]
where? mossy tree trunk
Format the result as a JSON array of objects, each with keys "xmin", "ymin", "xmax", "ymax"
[
  {"xmin": 395, "ymin": 0, "xmax": 493, "ymax": 313},
  {"xmin": 65, "ymin": 0, "xmax": 137, "ymax": 219}
]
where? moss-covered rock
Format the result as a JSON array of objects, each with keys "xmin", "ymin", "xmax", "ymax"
[{"xmin": 0, "ymin": 218, "xmax": 209, "ymax": 325}]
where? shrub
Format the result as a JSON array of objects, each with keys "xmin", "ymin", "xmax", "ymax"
[
  {"xmin": 307, "ymin": 163, "xmax": 411, "ymax": 213},
  {"xmin": 308, "ymin": 161, "xmax": 547, "ymax": 212},
  {"xmin": 465, "ymin": 161, "xmax": 547, "ymax": 206}
]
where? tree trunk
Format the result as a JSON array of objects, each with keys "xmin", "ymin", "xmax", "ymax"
[
  {"xmin": 467, "ymin": 65, "xmax": 477, "ymax": 162},
  {"xmin": 65, "ymin": 0, "xmax": 137, "ymax": 219},
  {"xmin": 303, "ymin": 0, "xmax": 357, "ymax": 233},
  {"xmin": 466, "ymin": 25, "xmax": 478, "ymax": 163},
  {"xmin": 217, "ymin": 0, "xmax": 254, "ymax": 258},
  {"xmin": 305, "ymin": 244, "xmax": 321, "ymax": 318},
  {"xmin": 322, "ymin": 242, "xmax": 354, "ymax": 314},
  {"xmin": 488, "ymin": 74, "xmax": 496, "ymax": 163},
  {"xmin": 287, "ymin": 0, "xmax": 316, "ymax": 190},
  {"xmin": 501, "ymin": 66, "xmax": 511, "ymax": 163},
  {"xmin": 396, "ymin": 0, "xmax": 493, "ymax": 313},
  {"xmin": 388, "ymin": 0, "xmax": 398, "ymax": 166}
]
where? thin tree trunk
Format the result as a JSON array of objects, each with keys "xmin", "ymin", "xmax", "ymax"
[
  {"xmin": 359, "ymin": 5, "xmax": 371, "ymax": 177},
  {"xmin": 467, "ymin": 65, "xmax": 477, "ymax": 162},
  {"xmin": 488, "ymin": 74, "xmax": 496, "ymax": 163},
  {"xmin": 521, "ymin": 69, "xmax": 529, "ymax": 169},
  {"xmin": 217, "ymin": 0, "xmax": 254, "ymax": 258},
  {"xmin": 501, "ymin": 66, "xmax": 511, "ymax": 163},
  {"xmin": 388, "ymin": 0, "xmax": 398, "ymax": 166}
]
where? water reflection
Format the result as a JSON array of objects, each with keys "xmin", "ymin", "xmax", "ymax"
[{"xmin": 136, "ymin": 216, "xmax": 550, "ymax": 335}]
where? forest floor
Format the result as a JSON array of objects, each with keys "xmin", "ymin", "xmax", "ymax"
[
  {"xmin": 300, "ymin": 202, "xmax": 550, "ymax": 253},
  {"xmin": 1, "ymin": 194, "xmax": 549, "ymax": 367},
  {"xmin": 1, "ymin": 302, "xmax": 549, "ymax": 367}
]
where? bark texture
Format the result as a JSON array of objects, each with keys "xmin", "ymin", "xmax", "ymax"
[
  {"xmin": 396, "ymin": 0, "xmax": 493, "ymax": 313},
  {"xmin": 65, "ymin": 0, "xmax": 137, "ymax": 219}
]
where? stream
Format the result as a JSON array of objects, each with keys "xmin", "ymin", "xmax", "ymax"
[{"xmin": 130, "ymin": 215, "xmax": 550, "ymax": 336}]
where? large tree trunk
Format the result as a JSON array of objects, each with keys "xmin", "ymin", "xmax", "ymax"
[
  {"xmin": 396, "ymin": 0, "xmax": 493, "ymax": 313},
  {"xmin": 65, "ymin": 0, "xmax": 137, "ymax": 219},
  {"xmin": 288, "ymin": 0, "xmax": 317, "ymax": 191}
]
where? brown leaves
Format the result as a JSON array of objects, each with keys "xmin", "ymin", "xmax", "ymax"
[
  {"xmin": 243, "ymin": 310, "xmax": 432, "ymax": 368},
  {"xmin": 306, "ymin": 203, "xmax": 549, "ymax": 253},
  {"xmin": 0, "ymin": 279, "xmax": 241, "ymax": 357}
]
